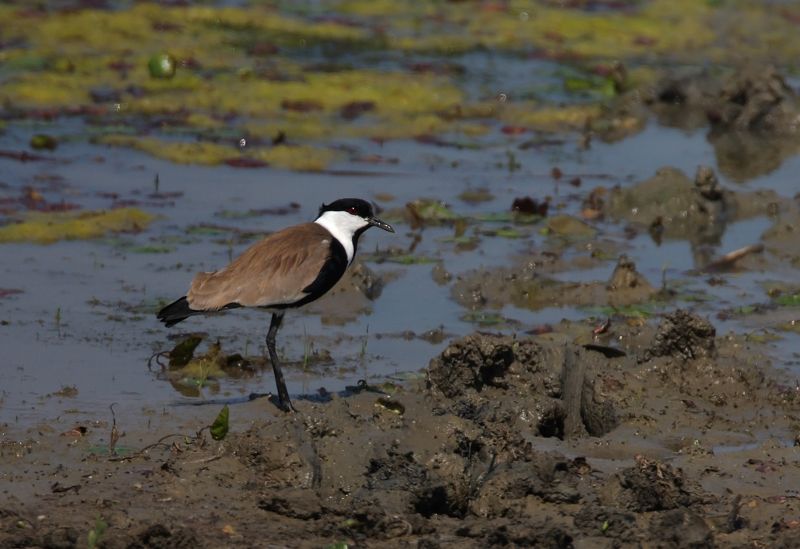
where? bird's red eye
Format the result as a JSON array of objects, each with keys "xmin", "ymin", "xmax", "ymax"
[{"xmin": 347, "ymin": 206, "xmax": 358, "ymax": 214}]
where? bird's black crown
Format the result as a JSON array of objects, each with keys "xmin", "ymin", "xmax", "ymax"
[{"xmin": 318, "ymin": 198, "xmax": 375, "ymax": 219}]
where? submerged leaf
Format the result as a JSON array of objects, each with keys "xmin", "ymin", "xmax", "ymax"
[
  {"xmin": 30, "ymin": 134, "xmax": 58, "ymax": 150},
  {"xmin": 383, "ymin": 254, "xmax": 438, "ymax": 265},
  {"xmin": 406, "ymin": 200, "xmax": 459, "ymax": 225},
  {"xmin": 168, "ymin": 335, "xmax": 204, "ymax": 368},
  {"xmin": 210, "ymin": 404, "xmax": 230, "ymax": 441},
  {"xmin": 774, "ymin": 293, "xmax": 800, "ymax": 307},
  {"xmin": 545, "ymin": 215, "xmax": 597, "ymax": 238},
  {"xmin": 375, "ymin": 396, "xmax": 405, "ymax": 415},
  {"xmin": 461, "ymin": 311, "xmax": 507, "ymax": 326}
]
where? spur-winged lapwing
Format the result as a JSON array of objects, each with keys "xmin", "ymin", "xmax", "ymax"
[{"xmin": 156, "ymin": 198, "xmax": 394, "ymax": 411}]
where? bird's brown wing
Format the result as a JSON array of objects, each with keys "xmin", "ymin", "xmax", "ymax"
[{"xmin": 186, "ymin": 223, "xmax": 333, "ymax": 311}]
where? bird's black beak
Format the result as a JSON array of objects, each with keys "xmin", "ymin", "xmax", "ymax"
[{"xmin": 368, "ymin": 216, "xmax": 395, "ymax": 233}]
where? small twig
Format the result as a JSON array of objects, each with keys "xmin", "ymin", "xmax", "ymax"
[
  {"xmin": 186, "ymin": 454, "xmax": 224, "ymax": 466},
  {"xmin": 726, "ymin": 494, "xmax": 744, "ymax": 532},
  {"xmin": 147, "ymin": 350, "xmax": 170, "ymax": 371},
  {"xmin": 109, "ymin": 403, "xmax": 119, "ymax": 457},
  {"xmin": 703, "ymin": 244, "xmax": 764, "ymax": 272},
  {"xmin": 108, "ymin": 432, "xmax": 198, "ymax": 462}
]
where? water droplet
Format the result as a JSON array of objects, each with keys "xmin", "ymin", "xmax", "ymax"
[
  {"xmin": 497, "ymin": 93, "xmax": 507, "ymax": 103},
  {"xmin": 239, "ymin": 138, "xmax": 247, "ymax": 148},
  {"xmin": 519, "ymin": 11, "xmax": 529, "ymax": 22}
]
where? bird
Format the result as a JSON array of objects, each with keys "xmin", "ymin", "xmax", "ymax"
[{"xmin": 156, "ymin": 198, "xmax": 395, "ymax": 411}]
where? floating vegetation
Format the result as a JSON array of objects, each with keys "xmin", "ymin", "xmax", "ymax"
[
  {"xmin": 543, "ymin": 215, "xmax": 597, "ymax": 239},
  {"xmin": 474, "ymin": 211, "xmax": 543, "ymax": 225},
  {"xmin": 337, "ymin": 0, "xmax": 756, "ymax": 63},
  {"xmin": 3, "ymin": 0, "xmax": 794, "ymax": 175},
  {"xmin": 582, "ymin": 303, "xmax": 659, "ymax": 319},
  {"xmin": 382, "ymin": 254, "xmax": 439, "ymax": 265},
  {"xmin": 460, "ymin": 311, "xmax": 509, "ymax": 326},
  {"xmin": 97, "ymin": 135, "xmax": 339, "ymax": 171},
  {"xmin": 773, "ymin": 293, "xmax": 800, "ymax": 307},
  {"xmin": 0, "ymin": 208, "xmax": 155, "ymax": 244},
  {"xmin": 478, "ymin": 227, "xmax": 526, "ymax": 239},
  {"xmin": 374, "ymin": 396, "xmax": 405, "ymax": 415}
]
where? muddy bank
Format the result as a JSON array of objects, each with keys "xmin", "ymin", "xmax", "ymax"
[
  {"xmin": 451, "ymin": 252, "xmax": 659, "ymax": 316},
  {"xmin": 646, "ymin": 66, "xmax": 800, "ymax": 181},
  {"xmin": 3, "ymin": 311, "xmax": 800, "ymax": 547}
]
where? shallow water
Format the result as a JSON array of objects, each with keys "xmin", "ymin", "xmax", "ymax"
[
  {"xmin": 2, "ymin": 3, "xmax": 800, "ymax": 428},
  {"xmin": 2, "ymin": 116, "xmax": 798, "ymax": 427}
]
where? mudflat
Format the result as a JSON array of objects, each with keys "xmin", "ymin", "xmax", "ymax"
[{"xmin": 3, "ymin": 311, "xmax": 799, "ymax": 548}]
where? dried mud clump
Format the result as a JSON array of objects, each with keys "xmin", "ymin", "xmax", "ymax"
[
  {"xmin": 426, "ymin": 334, "xmax": 516, "ymax": 398},
  {"xmin": 603, "ymin": 455, "xmax": 704, "ymax": 513},
  {"xmin": 606, "ymin": 254, "xmax": 654, "ymax": 292},
  {"xmin": 643, "ymin": 309, "xmax": 716, "ymax": 362}
]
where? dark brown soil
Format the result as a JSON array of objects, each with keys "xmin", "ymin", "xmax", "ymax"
[{"xmin": 3, "ymin": 311, "xmax": 800, "ymax": 548}]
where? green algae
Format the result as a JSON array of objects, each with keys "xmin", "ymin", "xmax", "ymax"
[
  {"xmin": 0, "ymin": 208, "xmax": 155, "ymax": 244},
  {"xmin": 252, "ymin": 144, "xmax": 337, "ymax": 171},
  {"xmin": 340, "ymin": 0, "xmax": 713, "ymax": 57},
  {"xmin": 0, "ymin": 3, "xmax": 464, "ymax": 170},
  {"xmin": 544, "ymin": 215, "xmax": 596, "ymax": 239},
  {"xmin": 499, "ymin": 103, "xmax": 602, "ymax": 133},
  {"xmin": 460, "ymin": 311, "xmax": 509, "ymax": 326},
  {"xmin": 774, "ymin": 293, "xmax": 800, "ymax": 307},
  {"xmin": 2, "ymin": 1, "xmax": 800, "ymax": 172},
  {"xmin": 97, "ymin": 135, "xmax": 234, "ymax": 165},
  {"xmin": 97, "ymin": 134, "xmax": 338, "ymax": 171}
]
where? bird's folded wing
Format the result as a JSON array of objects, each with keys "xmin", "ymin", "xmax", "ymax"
[{"xmin": 186, "ymin": 223, "xmax": 332, "ymax": 310}]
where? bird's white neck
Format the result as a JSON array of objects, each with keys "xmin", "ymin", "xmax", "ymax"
[{"xmin": 314, "ymin": 210, "xmax": 369, "ymax": 264}]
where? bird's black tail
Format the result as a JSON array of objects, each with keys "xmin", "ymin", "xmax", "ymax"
[{"xmin": 157, "ymin": 296, "xmax": 196, "ymax": 327}]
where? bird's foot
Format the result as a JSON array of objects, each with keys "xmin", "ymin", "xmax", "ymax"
[{"xmin": 269, "ymin": 393, "xmax": 297, "ymax": 413}]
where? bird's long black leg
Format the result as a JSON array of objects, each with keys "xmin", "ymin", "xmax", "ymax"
[{"xmin": 266, "ymin": 312, "xmax": 294, "ymax": 412}]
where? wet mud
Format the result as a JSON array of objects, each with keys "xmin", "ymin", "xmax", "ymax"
[
  {"xmin": 3, "ymin": 311, "xmax": 800, "ymax": 548},
  {"xmin": 452, "ymin": 253, "xmax": 658, "ymax": 313}
]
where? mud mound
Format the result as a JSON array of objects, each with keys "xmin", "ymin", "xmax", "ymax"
[
  {"xmin": 606, "ymin": 165, "xmax": 776, "ymax": 249},
  {"xmin": 643, "ymin": 309, "xmax": 716, "ymax": 362},
  {"xmin": 710, "ymin": 66, "xmax": 797, "ymax": 132},
  {"xmin": 650, "ymin": 65, "xmax": 799, "ymax": 133},
  {"xmin": 452, "ymin": 254, "xmax": 657, "ymax": 312},
  {"xmin": 648, "ymin": 66, "xmax": 800, "ymax": 181},
  {"xmin": 220, "ymin": 390, "xmax": 591, "ymax": 546},
  {"xmin": 428, "ymin": 334, "xmax": 620, "ymax": 444},
  {"xmin": 426, "ymin": 334, "xmax": 519, "ymax": 398},
  {"xmin": 602, "ymin": 455, "xmax": 705, "ymax": 513},
  {"xmin": 607, "ymin": 254, "xmax": 654, "ymax": 292}
]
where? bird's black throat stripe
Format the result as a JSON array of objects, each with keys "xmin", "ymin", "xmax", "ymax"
[{"xmin": 277, "ymin": 236, "xmax": 348, "ymax": 309}]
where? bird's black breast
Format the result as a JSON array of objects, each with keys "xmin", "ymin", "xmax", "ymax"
[{"xmin": 290, "ymin": 237, "xmax": 349, "ymax": 308}]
